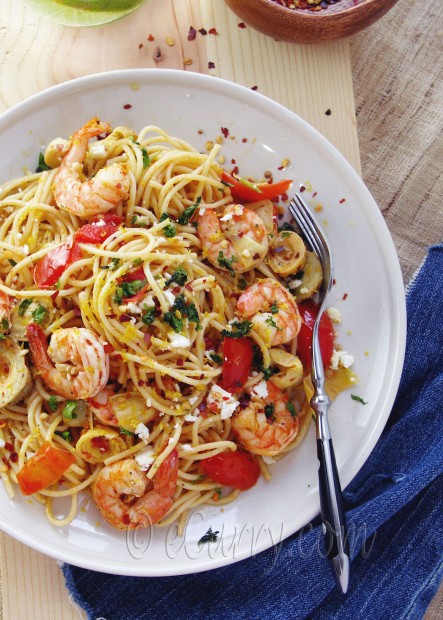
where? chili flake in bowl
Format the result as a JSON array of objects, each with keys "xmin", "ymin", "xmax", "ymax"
[{"xmin": 223, "ymin": 0, "xmax": 400, "ymax": 44}]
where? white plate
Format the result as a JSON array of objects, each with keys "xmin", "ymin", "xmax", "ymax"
[{"xmin": 0, "ymin": 69, "xmax": 406, "ymax": 576}]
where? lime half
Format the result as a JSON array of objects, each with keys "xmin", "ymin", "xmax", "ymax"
[{"xmin": 24, "ymin": 0, "xmax": 147, "ymax": 27}]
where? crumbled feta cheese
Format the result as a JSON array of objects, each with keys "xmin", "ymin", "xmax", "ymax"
[
  {"xmin": 89, "ymin": 142, "xmax": 107, "ymax": 158},
  {"xmin": 251, "ymin": 380, "xmax": 268, "ymax": 399},
  {"xmin": 299, "ymin": 287, "xmax": 309, "ymax": 295},
  {"xmin": 207, "ymin": 384, "xmax": 240, "ymax": 420},
  {"xmin": 188, "ymin": 395, "xmax": 199, "ymax": 405},
  {"xmin": 184, "ymin": 411, "xmax": 200, "ymax": 422},
  {"xmin": 134, "ymin": 422, "xmax": 150, "ymax": 444},
  {"xmin": 125, "ymin": 301, "xmax": 143, "ymax": 315},
  {"xmin": 326, "ymin": 307, "xmax": 342, "ymax": 324},
  {"xmin": 288, "ymin": 279, "xmax": 303, "ymax": 290},
  {"xmin": 134, "ymin": 447, "xmax": 155, "ymax": 471},
  {"xmin": 93, "ymin": 219, "xmax": 106, "ymax": 227},
  {"xmin": 22, "ymin": 244, "xmax": 30, "ymax": 255},
  {"xmin": 180, "ymin": 444, "xmax": 194, "ymax": 452},
  {"xmin": 164, "ymin": 289, "xmax": 176, "ymax": 306},
  {"xmin": 220, "ymin": 211, "xmax": 234, "ymax": 221},
  {"xmin": 241, "ymin": 248, "xmax": 251, "ymax": 258},
  {"xmin": 262, "ymin": 455, "xmax": 277, "ymax": 465},
  {"xmin": 146, "ymin": 398, "xmax": 152, "ymax": 408},
  {"xmin": 168, "ymin": 332, "xmax": 191, "ymax": 348},
  {"xmin": 168, "ymin": 437, "xmax": 176, "ymax": 445},
  {"xmin": 330, "ymin": 349, "xmax": 354, "ymax": 370},
  {"xmin": 0, "ymin": 439, "xmax": 5, "ymax": 448}
]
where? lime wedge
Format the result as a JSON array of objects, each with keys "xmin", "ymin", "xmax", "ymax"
[{"xmin": 24, "ymin": 0, "xmax": 147, "ymax": 27}]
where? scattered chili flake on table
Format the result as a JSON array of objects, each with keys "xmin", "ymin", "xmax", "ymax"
[
  {"xmin": 183, "ymin": 57, "xmax": 193, "ymax": 66},
  {"xmin": 188, "ymin": 26, "xmax": 197, "ymax": 40},
  {"xmin": 325, "ymin": 108, "xmax": 332, "ymax": 115},
  {"xmin": 251, "ymin": 85, "xmax": 258, "ymax": 90},
  {"xmin": 238, "ymin": 22, "xmax": 247, "ymax": 28},
  {"xmin": 154, "ymin": 46, "xmax": 163, "ymax": 63},
  {"xmin": 147, "ymin": 33, "xmax": 154, "ymax": 41},
  {"xmin": 199, "ymin": 28, "xmax": 208, "ymax": 35},
  {"xmin": 208, "ymin": 61, "xmax": 215, "ymax": 69},
  {"xmin": 138, "ymin": 43, "xmax": 144, "ymax": 49},
  {"xmin": 208, "ymin": 27, "xmax": 218, "ymax": 35},
  {"xmin": 123, "ymin": 104, "xmax": 132, "ymax": 110},
  {"xmin": 221, "ymin": 127, "xmax": 230, "ymax": 138}
]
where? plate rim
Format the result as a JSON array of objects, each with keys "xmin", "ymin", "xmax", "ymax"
[{"xmin": 0, "ymin": 68, "xmax": 407, "ymax": 576}]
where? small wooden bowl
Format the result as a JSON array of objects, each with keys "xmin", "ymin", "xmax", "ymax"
[{"xmin": 224, "ymin": 0, "xmax": 400, "ymax": 44}]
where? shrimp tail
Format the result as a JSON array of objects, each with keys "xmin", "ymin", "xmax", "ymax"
[
  {"xmin": 26, "ymin": 323, "xmax": 53, "ymax": 372},
  {"xmin": 154, "ymin": 449, "xmax": 178, "ymax": 493}
]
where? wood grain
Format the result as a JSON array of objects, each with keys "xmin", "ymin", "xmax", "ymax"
[{"xmin": 0, "ymin": 1, "xmax": 360, "ymax": 618}]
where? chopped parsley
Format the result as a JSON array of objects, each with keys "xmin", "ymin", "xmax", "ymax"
[
  {"xmin": 221, "ymin": 320, "xmax": 252, "ymax": 339},
  {"xmin": 286, "ymin": 402, "xmax": 297, "ymax": 417},
  {"xmin": 62, "ymin": 400, "xmax": 78, "ymax": 419},
  {"xmin": 159, "ymin": 213, "xmax": 176, "ymax": 238},
  {"xmin": 100, "ymin": 257, "xmax": 121, "ymax": 271},
  {"xmin": 351, "ymin": 394, "xmax": 368, "ymax": 405},
  {"xmin": 0, "ymin": 334, "xmax": 6, "ymax": 341},
  {"xmin": 1, "ymin": 318, "xmax": 9, "ymax": 330},
  {"xmin": 36, "ymin": 153, "xmax": 51, "ymax": 173},
  {"xmin": 32, "ymin": 304, "xmax": 48, "ymax": 324},
  {"xmin": 164, "ymin": 294, "xmax": 201, "ymax": 332},
  {"xmin": 166, "ymin": 265, "xmax": 188, "ymax": 287},
  {"xmin": 281, "ymin": 231, "xmax": 291, "ymax": 238},
  {"xmin": 54, "ymin": 430, "xmax": 72, "ymax": 442},
  {"xmin": 209, "ymin": 352, "xmax": 222, "ymax": 364},
  {"xmin": 8, "ymin": 259, "xmax": 17, "ymax": 267},
  {"xmin": 264, "ymin": 403, "xmax": 275, "ymax": 421},
  {"xmin": 265, "ymin": 315, "xmax": 281, "ymax": 330},
  {"xmin": 141, "ymin": 306, "xmax": 158, "ymax": 325},
  {"xmin": 119, "ymin": 426, "xmax": 136, "ymax": 436},
  {"xmin": 48, "ymin": 395, "xmax": 58, "ymax": 412},
  {"xmin": 278, "ymin": 222, "xmax": 296, "ymax": 233},
  {"xmin": 217, "ymin": 251, "xmax": 237, "ymax": 277},
  {"xmin": 114, "ymin": 279, "xmax": 146, "ymax": 304},
  {"xmin": 198, "ymin": 526, "xmax": 220, "ymax": 546},
  {"xmin": 237, "ymin": 276, "xmax": 248, "ymax": 291},
  {"xmin": 270, "ymin": 302, "xmax": 278, "ymax": 314},
  {"xmin": 18, "ymin": 298, "xmax": 33, "ymax": 316},
  {"xmin": 177, "ymin": 196, "xmax": 201, "ymax": 225},
  {"xmin": 141, "ymin": 146, "xmax": 150, "ymax": 169}
]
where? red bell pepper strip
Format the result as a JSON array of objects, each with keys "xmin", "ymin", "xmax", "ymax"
[
  {"xmin": 219, "ymin": 336, "xmax": 254, "ymax": 394},
  {"xmin": 16, "ymin": 441, "xmax": 75, "ymax": 496},
  {"xmin": 221, "ymin": 170, "xmax": 292, "ymax": 202}
]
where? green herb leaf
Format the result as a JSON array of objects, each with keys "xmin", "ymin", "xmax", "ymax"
[
  {"xmin": 62, "ymin": 400, "xmax": 78, "ymax": 419},
  {"xmin": 1, "ymin": 318, "xmax": 9, "ymax": 330},
  {"xmin": 221, "ymin": 320, "xmax": 252, "ymax": 339},
  {"xmin": 36, "ymin": 152, "xmax": 51, "ymax": 173},
  {"xmin": 48, "ymin": 395, "xmax": 58, "ymax": 412},
  {"xmin": 217, "ymin": 251, "xmax": 237, "ymax": 277},
  {"xmin": 163, "ymin": 311, "xmax": 184, "ymax": 333},
  {"xmin": 281, "ymin": 231, "xmax": 291, "ymax": 238},
  {"xmin": 209, "ymin": 352, "xmax": 222, "ymax": 364},
  {"xmin": 0, "ymin": 334, "xmax": 6, "ymax": 341},
  {"xmin": 32, "ymin": 304, "xmax": 48, "ymax": 324},
  {"xmin": 351, "ymin": 394, "xmax": 368, "ymax": 405},
  {"xmin": 198, "ymin": 526, "xmax": 220, "ymax": 546},
  {"xmin": 18, "ymin": 298, "xmax": 33, "ymax": 317},
  {"xmin": 114, "ymin": 279, "xmax": 147, "ymax": 303},
  {"xmin": 234, "ymin": 174, "xmax": 262, "ymax": 193},
  {"xmin": 286, "ymin": 402, "xmax": 297, "ymax": 417},
  {"xmin": 270, "ymin": 302, "xmax": 278, "ymax": 314},
  {"xmin": 119, "ymin": 426, "xmax": 136, "ymax": 436},
  {"xmin": 167, "ymin": 266, "xmax": 188, "ymax": 287},
  {"xmin": 159, "ymin": 213, "xmax": 176, "ymax": 238},
  {"xmin": 277, "ymin": 222, "xmax": 296, "ymax": 233},
  {"xmin": 54, "ymin": 430, "xmax": 72, "ymax": 442},
  {"xmin": 237, "ymin": 276, "xmax": 248, "ymax": 291},
  {"xmin": 141, "ymin": 146, "xmax": 150, "ymax": 169},
  {"xmin": 264, "ymin": 403, "xmax": 275, "ymax": 420},
  {"xmin": 141, "ymin": 306, "xmax": 157, "ymax": 325},
  {"xmin": 177, "ymin": 196, "xmax": 202, "ymax": 225},
  {"xmin": 8, "ymin": 259, "xmax": 17, "ymax": 267}
]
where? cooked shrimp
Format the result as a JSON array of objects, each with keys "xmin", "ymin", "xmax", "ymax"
[
  {"xmin": 88, "ymin": 387, "xmax": 155, "ymax": 430},
  {"xmin": 232, "ymin": 381, "xmax": 299, "ymax": 456},
  {"xmin": 198, "ymin": 204, "xmax": 268, "ymax": 274},
  {"xmin": 53, "ymin": 117, "xmax": 130, "ymax": 218},
  {"xmin": 237, "ymin": 278, "xmax": 301, "ymax": 346},
  {"xmin": 92, "ymin": 450, "xmax": 178, "ymax": 530},
  {"xmin": 26, "ymin": 323, "xmax": 109, "ymax": 400}
]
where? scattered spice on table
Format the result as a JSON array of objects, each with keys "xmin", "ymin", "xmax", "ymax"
[
  {"xmin": 147, "ymin": 33, "xmax": 154, "ymax": 41},
  {"xmin": 153, "ymin": 46, "xmax": 163, "ymax": 63},
  {"xmin": 325, "ymin": 108, "xmax": 332, "ymax": 115},
  {"xmin": 166, "ymin": 36, "xmax": 175, "ymax": 46},
  {"xmin": 208, "ymin": 61, "xmax": 215, "ymax": 69},
  {"xmin": 270, "ymin": 0, "xmax": 343, "ymax": 10},
  {"xmin": 238, "ymin": 22, "xmax": 247, "ymax": 28},
  {"xmin": 188, "ymin": 26, "xmax": 197, "ymax": 40}
]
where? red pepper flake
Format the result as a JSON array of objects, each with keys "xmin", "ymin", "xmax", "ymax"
[
  {"xmin": 199, "ymin": 374, "xmax": 204, "ymax": 380},
  {"xmin": 138, "ymin": 43, "xmax": 144, "ymax": 49},
  {"xmin": 299, "ymin": 185, "xmax": 306, "ymax": 192},
  {"xmin": 188, "ymin": 26, "xmax": 197, "ymax": 41},
  {"xmin": 312, "ymin": 192, "xmax": 317, "ymax": 198},
  {"xmin": 154, "ymin": 46, "xmax": 163, "ymax": 63},
  {"xmin": 119, "ymin": 314, "xmax": 132, "ymax": 323},
  {"xmin": 325, "ymin": 108, "xmax": 332, "ymax": 116},
  {"xmin": 143, "ymin": 333, "xmax": 152, "ymax": 345},
  {"xmin": 208, "ymin": 61, "xmax": 215, "ymax": 69},
  {"xmin": 2, "ymin": 457, "xmax": 9, "ymax": 469},
  {"xmin": 185, "ymin": 283, "xmax": 193, "ymax": 292},
  {"xmin": 198, "ymin": 129, "xmax": 203, "ymax": 134},
  {"xmin": 177, "ymin": 358, "xmax": 184, "ymax": 367},
  {"xmin": 339, "ymin": 198, "xmax": 346, "ymax": 204},
  {"xmin": 231, "ymin": 165, "xmax": 239, "ymax": 175},
  {"xmin": 208, "ymin": 27, "xmax": 218, "ymax": 35},
  {"xmin": 238, "ymin": 22, "xmax": 246, "ymax": 28},
  {"xmin": 51, "ymin": 290, "xmax": 59, "ymax": 302},
  {"xmin": 5, "ymin": 442, "xmax": 14, "ymax": 452},
  {"xmin": 199, "ymin": 28, "xmax": 208, "ymax": 35},
  {"xmin": 103, "ymin": 343, "xmax": 114, "ymax": 354},
  {"xmin": 9, "ymin": 452, "xmax": 18, "ymax": 463},
  {"xmin": 241, "ymin": 138, "xmax": 247, "ymax": 143},
  {"xmin": 251, "ymin": 85, "xmax": 258, "ymax": 91},
  {"xmin": 147, "ymin": 34, "xmax": 154, "ymax": 41},
  {"xmin": 221, "ymin": 127, "xmax": 229, "ymax": 138},
  {"xmin": 123, "ymin": 104, "xmax": 132, "ymax": 110},
  {"xmin": 231, "ymin": 158, "xmax": 236, "ymax": 164},
  {"xmin": 332, "ymin": 278, "xmax": 336, "ymax": 285},
  {"xmin": 138, "ymin": 380, "xmax": 144, "ymax": 387},
  {"xmin": 172, "ymin": 286, "xmax": 181, "ymax": 295},
  {"xmin": 343, "ymin": 292, "xmax": 348, "ymax": 300}
]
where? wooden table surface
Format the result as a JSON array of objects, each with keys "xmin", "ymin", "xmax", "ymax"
[{"xmin": 0, "ymin": 0, "xmax": 361, "ymax": 617}]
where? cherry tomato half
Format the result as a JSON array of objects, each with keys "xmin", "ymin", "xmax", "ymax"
[
  {"xmin": 219, "ymin": 336, "xmax": 254, "ymax": 394},
  {"xmin": 16, "ymin": 441, "xmax": 75, "ymax": 496},
  {"xmin": 34, "ymin": 241, "xmax": 83, "ymax": 288},
  {"xmin": 296, "ymin": 300, "xmax": 335, "ymax": 368},
  {"xmin": 201, "ymin": 450, "xmax": 260, "ymax": 490},
  {"xmin": 221, "ymin": 170, "xmax": 292, "ymax": 202},
  {"xmin": 74, "ymin": 213, "xmax": 122, "ymax": 244}
]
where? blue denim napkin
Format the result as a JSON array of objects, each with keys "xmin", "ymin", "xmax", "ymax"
[{"xmin": 63, "ymin": 244, "xmax": 443, "ymax": 620}]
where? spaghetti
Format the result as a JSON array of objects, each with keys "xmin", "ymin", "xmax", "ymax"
[{"xmin": 0, "ymin": 118, "xmax": 355, "ymax": 532}]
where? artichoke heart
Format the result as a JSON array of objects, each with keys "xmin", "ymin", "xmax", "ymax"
[
  {"xmin": 76, "ymin": 428, "xmax": 126, "ymax": 464},
  {"xmin": 0, "ymin": 338, "xmax": 31, "ymax": 408}
]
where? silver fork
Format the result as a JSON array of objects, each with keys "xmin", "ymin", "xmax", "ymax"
[{"xmin": 289, "ymin": 194, "xmax": 350, "ymax": 594}]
